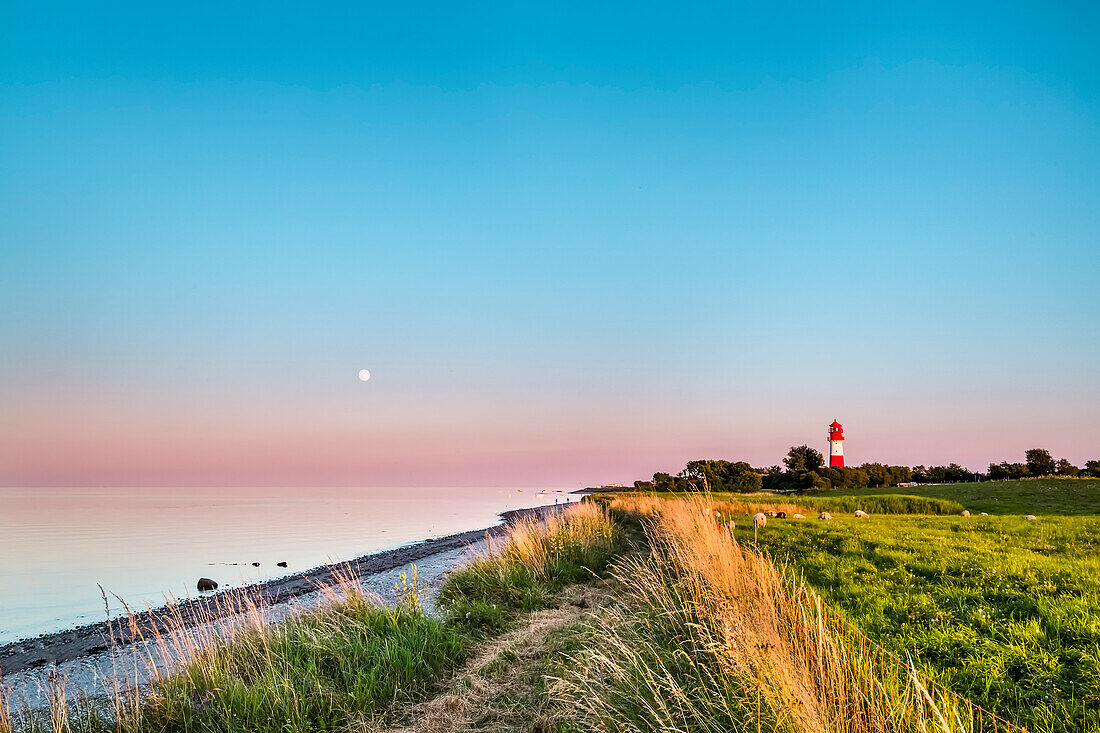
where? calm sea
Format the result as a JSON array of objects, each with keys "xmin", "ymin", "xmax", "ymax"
[{"xmin": 0, "ymin": 486, "xmax": 560, "ymax": 644}]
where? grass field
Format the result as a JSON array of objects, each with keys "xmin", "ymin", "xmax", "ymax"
[
  {"xmin": 823, "ymin": 477, "xmax": 1100, "ymax": 515},
  {"xmin": 594, "ymin": 490, "xmax": 967, "ymax": 515},
  {"xmin": 744, "ymin": 514, "xmax": 1100, "ymax": 732},
  {"xmin": 713, "ymin": 477, "xmax": 1100, "ymax": 733}
]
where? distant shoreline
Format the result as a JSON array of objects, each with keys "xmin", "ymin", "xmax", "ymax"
[{"xmin": 0, "ymin": 503, "xmax": 564, "ymax": 677}]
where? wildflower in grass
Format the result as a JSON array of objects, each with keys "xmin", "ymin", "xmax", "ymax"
[{"xmin": 395, "ymin": 565, "xmax": 424, "ymax": 614}]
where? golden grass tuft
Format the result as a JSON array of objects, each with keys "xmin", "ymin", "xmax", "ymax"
[
  {"xmin": 609, "ymin": 494, "xmax": 814, "ymax": 521},
  {"xmin": 488, "ymin": 502, "xmax": 617, "ymax": 579}
]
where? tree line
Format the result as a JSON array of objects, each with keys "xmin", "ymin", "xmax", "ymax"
[
  {"xmin": 630, "ymin": 446, "xmax": 1100, "ymax": 494},
  {"xmin": 988, "ymin": 448, "xmax": 1099, "ymax": 480}
]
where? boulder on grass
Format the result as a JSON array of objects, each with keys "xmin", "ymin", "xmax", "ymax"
[
  {"xmin": 791, "ymin": 513, "xmax": 806, "ymax": 519},
  {"xmin": 197, "ymin": 577, "xmax": 218, "ymax": 592}
]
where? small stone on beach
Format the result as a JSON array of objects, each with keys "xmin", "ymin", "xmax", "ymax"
[
  {"xmin": 197, "ymin": 577, "xmax": 218, "ymax": 592},
  {"xmin": 277, "ymin": 561, "xmax": 287, "ymax": 567}
]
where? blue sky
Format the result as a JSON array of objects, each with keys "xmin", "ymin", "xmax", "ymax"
[{"xmin": 1, "ymin": 3, "xmax": 1098, "ymax": 486}]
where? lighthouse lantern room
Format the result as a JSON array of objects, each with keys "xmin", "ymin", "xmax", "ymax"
[{"xmin": 828, "ymin": 420, "xmax": 845, "ymax": 468}]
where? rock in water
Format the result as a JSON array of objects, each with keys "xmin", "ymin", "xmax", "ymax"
[
  {"xmin": 252, "ymin": 562, "xmax": 260, "ymax": 567},
  {"xmin": 197, "ymin": 577, "xmax": 218, "ymax": 592},
  {"xmin": 277, "ymin": 561, "xmax": 288, "ymax": 568}
]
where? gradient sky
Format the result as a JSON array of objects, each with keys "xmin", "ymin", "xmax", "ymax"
[{"xmin": 2, "ymin": 2, "xmax": 1098, "ymax": 487}]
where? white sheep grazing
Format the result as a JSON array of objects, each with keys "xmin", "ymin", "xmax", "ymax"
[
  {"xmin": 960, "ymin": 510, "xmax": 970, "ymax": 517},
  {"xmin": 818, "ymin": 511, "xmax": 832, "ymax": 520},
  {"xmin": 854, "ymin": 510, "xmax": 869, "ymax": 518},
  {"xmin": 753, "ymin": 512, "xmax": 767, "ymax": 528},
  {"xmin": 791, "ymin": 513, "xmax": 806, "ymax": 519},
  {"xmin": 1026, "ymin": 514, "xmax": 1037, "ymax": 521},
  {"xmin": 765, "ymin": 510, "xmax": 777, "ymax": 518},
  {"xmin": 980, "ymin": 512, "xmax": 989, "ymax": 516},
  {"xmin": 723, "ymin": 520, "xmax": 735, "ymax": 531}
]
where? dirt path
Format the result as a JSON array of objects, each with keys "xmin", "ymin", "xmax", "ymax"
[{"xmin": 383, "ymin": 583, "xmax": 610, "ymax": 733}]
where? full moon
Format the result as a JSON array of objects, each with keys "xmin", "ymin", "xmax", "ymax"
[{"xmin": 358, "ymin": 369, "xmax": 371, "ymax": 382}]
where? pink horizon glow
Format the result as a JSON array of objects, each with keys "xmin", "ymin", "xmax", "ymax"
[{"xmin": 4, "ymin": 407, "xmax": 1095, "ymax": 487}]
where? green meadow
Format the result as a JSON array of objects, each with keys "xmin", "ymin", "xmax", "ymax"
[{"xmin": 736, "ymin": 478, "xmax": 1100, "ymax": 733}]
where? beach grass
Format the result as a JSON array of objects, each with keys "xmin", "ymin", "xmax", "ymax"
[
  {"xmin": 140, "ymin": 589, "xmax": 464, "ymax": 731},
  {"xmin": 438, "ymin": 501, "xmax": 623, "ymax": 630},
  {"xmin": 4, "ymin": 570, "xmax": 469, "ymax": 733}
]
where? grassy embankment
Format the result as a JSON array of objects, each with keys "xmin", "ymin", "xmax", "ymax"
[{"xmin": 558, "ymin": 495, "xmax": 1006, "ymax": 733}]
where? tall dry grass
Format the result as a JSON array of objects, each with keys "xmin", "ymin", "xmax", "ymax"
[
  {"xmin": 439, "ymin": 503, "xmax": 621, "ymax": 629},
  {"xmin": 0, "ymin": 670, "xmax": 12, "ymax": 733},
  {"xmin": 488, "ymin": 502, "xmax": 617, "ymax": 578},
  {"xmin": 598, "ymin": 494, "xmax": 814, "ymax": 520},
  {"xmin": 556, "ymin": 495, "xmax": 1023, "ymax": 733}
]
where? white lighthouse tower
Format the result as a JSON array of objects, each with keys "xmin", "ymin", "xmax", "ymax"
[{"xmin": 828, "ymin": 420, "xmax": 845, "ymax": 468}]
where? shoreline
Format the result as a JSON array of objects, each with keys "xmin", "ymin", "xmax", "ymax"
[{"xmin": 0, "ymin": 503, "xmax": 564, "ymax": 677}]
